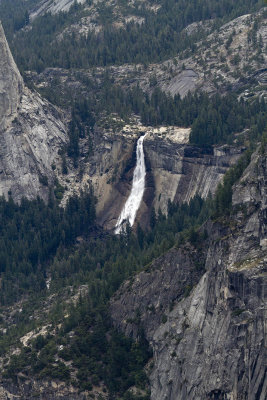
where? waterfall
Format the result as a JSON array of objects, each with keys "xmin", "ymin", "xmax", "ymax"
[{"xmin": 115, "ymin": 134, "xmax": 147, "ymax": 234}]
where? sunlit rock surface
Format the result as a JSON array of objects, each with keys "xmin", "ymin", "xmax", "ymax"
[{"xmin": 0, "ymin": 23, "xmax": 67, "ymax": 202}]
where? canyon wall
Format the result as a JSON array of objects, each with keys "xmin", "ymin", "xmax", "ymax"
[{"xmin": 110, "ymin": 148, "xmax": 267, "ymax": 399}]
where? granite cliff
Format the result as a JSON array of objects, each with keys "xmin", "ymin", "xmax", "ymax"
[
  {"xmin": 57, "ymin": 122, "xmax": 244, "ymax": 230},
  {"xmin": 0, "ymin": 22, "xmax": 67, "ymax": 203},
  {"xmin": 110, "ymin": 146, "xmax": 267, "ymax": 399},
  {"xmin": 0, "ymin": 4, "xmax": 265, "ymax": 399},
  {"xmin": 0, "ymin": 23, "xmax": 23, "ymax": 131}
]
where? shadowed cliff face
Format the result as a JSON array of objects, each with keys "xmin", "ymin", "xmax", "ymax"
[{"xmin": 110, "ymin": 148, "xmax": 267, "ymax": 400}]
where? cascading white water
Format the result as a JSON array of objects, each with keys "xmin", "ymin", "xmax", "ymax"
[{"xmin": 115, "ymin": 134, "xmax": 147, "ymax": 234}]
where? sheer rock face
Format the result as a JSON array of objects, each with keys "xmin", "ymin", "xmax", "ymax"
[
  {"xmin": 69, "ymin": 126, "xmax": 244, "ymax": 230},
  {"xmin": 144, "ymin": 135, "xmax": 244, "ymax": 215},
  {"xmin": 110, "ymin": 149, "xmax": 266, "ymax": 400},
  {"xmin": 0, "ymin": 88, "xmax": 67, "ymax": 202},
  {"xmin": 0, "ymin": 22, "xmax": 23, "ymax": 130},
  {"xmin": 0, "ymin": 23, "xmax": 67, "ymax": 202}
]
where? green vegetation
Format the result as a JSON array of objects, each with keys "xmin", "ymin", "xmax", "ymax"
[
  {"xmin": 0, "ymin": 188, "xmax": 212, "ymax": 397},
  {"xmin": 64, "ymin": 83, "xmax": 266, "ymax": 151},
  {"xmin": 37, "ymin": 70, "xmax": 265, "ymax": 157},
  {"xmin": 1, "ymin": 0, "xmax": 264, "ymax": 154},
  {"xmin": 189, "ymin": 95, "xmax": 266, "ymax": 146},
  {"xmin": 232, "ymin": 308, "xmax": 245, "ymax": 317},
  {"xmin": 0, "ymin": 131, "xmax": 264, "ymax": 396},
  {"xmin": 0, "ymin": 190, "xmax": 95, "ymax": 304},
  {"xmin": 0, "ymin": 0, "xmax": 265, "ymax": 397},
  {"xmin": 0, "ymin": 0, "xmax": 36, "ymax": 35},
  {"xmin": 0, "ymin": 190, "xmax": 212, "ymax": 307},
  {"xmin": 0, "ymin": 0, "xmax": 264, "ymax": 71},
  {"xmin": 213, "ymin": 149, "xmax": 252, "ymax": 216},
  {"xmin": 4, "ymin": 323, "xmax": 151, "ymax": 398}
]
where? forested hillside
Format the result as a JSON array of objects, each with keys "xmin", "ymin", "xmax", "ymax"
[
  {"xmin": 0, "ymin": 0, "xmax": 264, "ymax": 71},
  {"xmin": 0, "ymin": 0, "xmax": 266, "ymax": 399},
  {"xmin": 42, "ymin": 81, "xmax": 267, "ymax": 162}
]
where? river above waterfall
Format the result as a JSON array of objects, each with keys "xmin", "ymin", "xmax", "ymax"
[{"xmin": 115, "ymin": 134, "xmax": 147, "ymax": 234}]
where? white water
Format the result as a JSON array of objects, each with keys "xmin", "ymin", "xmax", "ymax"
[{"xmin": 115, "ymin": 134, "xmax": 147, "ymax": 234}]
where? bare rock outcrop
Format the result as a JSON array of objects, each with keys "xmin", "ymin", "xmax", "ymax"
[
  {"xmin": 137, "ymin": 8, "xmax": 267, "ymax": 99},
  {"xmin": 0, "ymin": 22, "xmax": 68, "ymax": 202},
  {"xmin": 30, "ymin": 0, "xmax": 86, "ymax": 20},
  {"xmin": 29, "ymin": 8, "xmax": 267, "ymax": 103}
]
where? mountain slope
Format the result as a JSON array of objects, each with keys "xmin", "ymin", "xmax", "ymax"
[{"xmin": 110, "ymin": 146, "xmax": 267, "ymax": 399}]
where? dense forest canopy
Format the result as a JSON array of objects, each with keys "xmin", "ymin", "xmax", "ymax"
[{"xmin": 0, "ymin": 0, "xmax": 264, "ymax": 71}]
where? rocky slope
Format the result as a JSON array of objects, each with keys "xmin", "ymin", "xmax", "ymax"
[
  {"xmin": 29, "ymin": 0, "xmax": 154, "ymax": 32},
  {"xmin": 108, "ymin": 7, "xmax": 267, "ymax": 100},
  {"xmin": 0, "ymin": 22, "xmax": 67, "ymax": 203},
  {"xmin": 142, "ymin": 8, "xmax": 267, "ymax": 99},
  {"xmin": 16, "ymin": 6, "xmax": 265, "ymax": 227},
  {"xmin": 0, "ymin": 4, "xmax": 265, "ymax": 398},
  {"xmin": 0, "ymin": 17, "xmax": 260, "ymax": 241},
  {"xmin": 110, "ymin": 146, "xmax": 267, "ymax": 399},
  {"xmin": 0, "ymin": 381, "xmax": 88, "ymax": 400},
  {"xmin": 30, "ymin": 7, "xmax": 267, "ymax": 101},
  {"xmin": 20, "ymin": 7, "xmax": 266, "ymax": 227},
  {"xmin": 30, "ymin": 0, "xmax": 86, "ymax": 20}
]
